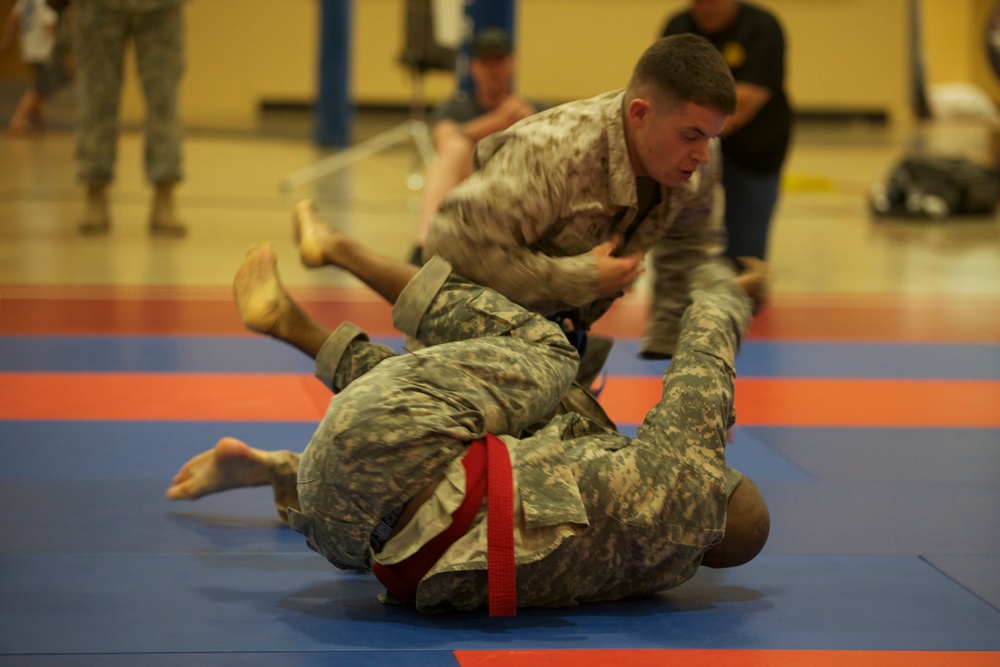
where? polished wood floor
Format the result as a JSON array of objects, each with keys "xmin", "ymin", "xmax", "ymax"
[
  {"xmin": 2, "ymin": 104, "xmax": 1000, "ymax": 665},
  {"xmin": 2, "ymin": 106, "xmax": 999, "ymax": 303}
]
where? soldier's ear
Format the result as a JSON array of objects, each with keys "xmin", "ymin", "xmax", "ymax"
[{"xmin": 627, "ymin": 98, "xmax": 652, "ymax": 127}]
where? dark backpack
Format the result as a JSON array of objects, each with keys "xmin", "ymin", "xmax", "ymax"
[{"xmin": 869, "ymin": 156, "xmax": 1000, "ymax": 218}]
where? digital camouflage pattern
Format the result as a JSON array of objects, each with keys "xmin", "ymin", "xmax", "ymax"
[
  {"xmin": 74, "ymin": 0, "xmax": 184, "ymax": 184},
  {"xmin": 412, "ymin": 261, "xmax": 750, "ymax": 611},
  {"xmin": 286, "ymin": 257, "xmax": 751, "ymax": 612},
  {"xmin": 289, "ymin": 257, "xmax": 579, "ymax": 571},
  {"xmin": 424, "ymin": 90, "xmax": 726, "ymax": 359}
]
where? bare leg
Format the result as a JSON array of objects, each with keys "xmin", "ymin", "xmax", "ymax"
[
  {"xmin": 293, "ymin": 199, "xmax": 418, "ymax": 305},
  {"xmin": 6, "ymin": 90, "xmax": 41, "ymax": 136},
  {"xmin": 234, "ymin": 242, "xmax": 330, "ymax": 359},
  {"xmin": 415, "ymin": 134, "xmax": 475, "ymax": 245},
  {"xmin": 167, "ymin": 247, "xmax": 322, "ymax": 513},
  {"xmin": 165, "ymin": 437, "xmax": 272, "ymax": 500}
]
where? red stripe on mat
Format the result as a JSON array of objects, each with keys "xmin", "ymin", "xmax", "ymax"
[
  {"xmin": 1, "ymin": 374, "xmax": 997, "ymax": 427},
  {"xmin": 0, "ymin": 373, "xmax": 331, "ymax": 421},
  {"xmin": 0, "ymin": 289, "xmax": 396, "ymax": 336},
  {"xmin": 601, "ymin": 377, "xmax": 1000, "ymax": 427},
  {"xmin": 4, "ymin": 286, "xmax": 999, "ymax": 342},
  {"xmin": 454, "ymin": 649, "xmax": 1000, "ymax": 667}
]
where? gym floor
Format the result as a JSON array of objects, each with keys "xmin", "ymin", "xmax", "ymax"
[{"xmin": 1, "ymin": 101, "xmax": 999, "ymax": 665}]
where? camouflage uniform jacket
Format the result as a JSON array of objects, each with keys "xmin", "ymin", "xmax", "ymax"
[
  {"xmin": 289, "ymin": 257, "xmax": 581, "ymax": 575},
  {"xmin": 288, "ymin": 258, "xmax": 745, "ymax": 613},
  {"xmin": 376, "ymin": 412, "xmax": 742, "ymax": 613},
  {"xmin": 424, "ymin": 90, "xmax": 725, "ymax": 354},
  {"xmin": 375, "ymin": 265, "xmax": 748, "ymax": 613}
]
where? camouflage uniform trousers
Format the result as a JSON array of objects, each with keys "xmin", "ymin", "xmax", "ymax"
[
  {"xmin": 412, "ymin": 262, "xmax": 752, "ymax": 611},
  {"xmin": 287, "ymin": 256, "xmax": 580, "ymax": 571},
  {"xmin": 74, "ymin": 0, "xmax": 185, "ymax": 185}
]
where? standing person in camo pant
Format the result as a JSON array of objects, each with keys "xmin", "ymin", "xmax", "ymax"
[{"xmin": 74, "ymin": 0, "xmax": 186, "ymax": 237}]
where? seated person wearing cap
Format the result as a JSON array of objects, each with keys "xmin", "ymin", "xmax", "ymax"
[{"xmin": 411, "ymin": 28, "xmax": 545, "ymax": 264}]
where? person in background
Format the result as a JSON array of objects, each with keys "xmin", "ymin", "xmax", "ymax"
[
  {"xmin": 423, "ymin": 34, "xmax": 758, "ymax": 366},
  {"xmin": 74, "ymin": 0, "xmax": 186, "ymax": 237},
  {"xmin": 662, "ymin": 0, "xmax": 792, "ymax": 264},
  {"xmin": 1, "ymin": 0, "xmax": 68, "ymax": 136},
  {"xmin": 411, "ymin": 27, "xmax": 543, "ymax": 265}
]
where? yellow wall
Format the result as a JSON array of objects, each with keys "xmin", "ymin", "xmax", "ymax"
[
  {"xmin": 972, "ymin": 0, "xmax": 1000, "ymax": 101},
  {"xmin": 2, "ymin": 0, "xmax": 998, "ymax": 129},
  {"xmin": 188, "ymin": 0, "xmax": 918, "ymax": 127},
  {"xmin": 922, "ymin": 0, "xmax": 978, "ymax": 84},
  {"xmin": 361, "ymin": 0, "xmax": 915, "ymax": 124},
  {"xmin": 351, "ymin": 0, "xmax": 456, "ymax": 104},
  {"xmin": 919, "ymin": 0, "xmax": 1000, "ymax": 108},
  {"xmin": 120, "ymin": 0, "xmax": 319, "ymax": 128},
  {"xmin": 761, "ymin": 0, "xmax": 910, "ymax": 120},
  {"xmin": 0, "ymin": 0, "xmax": 31, "ymax": 78}
]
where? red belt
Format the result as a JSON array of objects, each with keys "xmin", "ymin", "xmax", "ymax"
[{"xmin": 372, "ymin": 433, "xmax": 517, "ymax": 617}]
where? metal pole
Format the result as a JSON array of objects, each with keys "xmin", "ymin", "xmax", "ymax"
[{"xmin": 315, "ymin": 0, "xmax": 353, "ymax": 147}]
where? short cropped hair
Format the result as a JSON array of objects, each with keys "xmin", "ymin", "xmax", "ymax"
[{"xmin": 628, "ymin": 34, "xmax": 736, "ymax": 115}]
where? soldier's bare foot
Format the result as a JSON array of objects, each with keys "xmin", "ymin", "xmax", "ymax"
[
  {"xmin": 232, "ymin": 242, "xmax": 333, "ymax": 358},
  {"xmin": 233, "ymin": 243, "xmax": 292, "ymax": 337},
  {"xmin": 165, "ymin": 437, "xmax": 271, "ymax": 500},
  {"xmin": 293, "ymin": 199, "xmax": 344, "ymax": 268}
]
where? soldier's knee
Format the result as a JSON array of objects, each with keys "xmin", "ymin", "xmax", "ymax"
[{"xmin": 701, "ymin": 476, "xmax": 769, "ymax": 569}]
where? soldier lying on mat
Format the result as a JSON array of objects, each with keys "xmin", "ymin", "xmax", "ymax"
[{"xmin": 165, "ymin": 213, "xmax": 769, "ymax": 615}]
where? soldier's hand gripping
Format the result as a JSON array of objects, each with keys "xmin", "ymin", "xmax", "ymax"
[{"xmin": 593, "ymin": 236, "xmax": 645, "ymax": 298}]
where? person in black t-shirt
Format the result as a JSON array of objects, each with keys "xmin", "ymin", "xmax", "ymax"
[{"xmin": 663, "ymin": 0, "xmax": 792, "ymax": 262}]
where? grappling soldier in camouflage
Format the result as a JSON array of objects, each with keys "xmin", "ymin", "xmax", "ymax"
[{"xmin": 166, "ymin": 203, "xmax": 769, "ymax": 614}]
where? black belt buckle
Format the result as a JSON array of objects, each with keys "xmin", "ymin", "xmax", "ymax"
[
  {"xmin": 370, "ymin": 506, "xmax": 404, "ymax": 552},
  {"xmin": 547, "ymin": 311, "xmax": 588, "ymax": 357}
]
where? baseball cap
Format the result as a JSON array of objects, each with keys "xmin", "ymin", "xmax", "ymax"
[{"xmin": 472, "ymin": 28, "xmax": 513, "ymax": 59}]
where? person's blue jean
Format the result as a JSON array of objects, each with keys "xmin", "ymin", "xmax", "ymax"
[{"xmin": 721, "ymin": 155, "xmax": 781, "ymax": 261}]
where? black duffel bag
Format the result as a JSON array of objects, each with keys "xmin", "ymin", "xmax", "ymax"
[{"xmin": 869, "ymin": 155, "xmax": 1000, "ymax": 218}]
